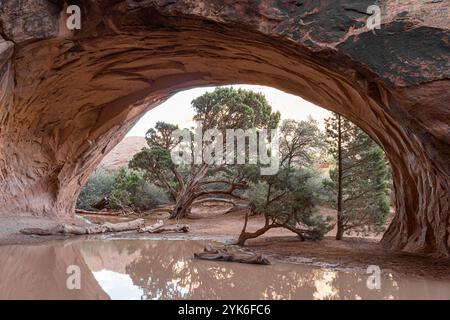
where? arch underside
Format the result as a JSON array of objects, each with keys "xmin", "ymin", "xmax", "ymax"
[{"xmin": 0, "ymin": 1, "xmax": 449, "ymax": 256}]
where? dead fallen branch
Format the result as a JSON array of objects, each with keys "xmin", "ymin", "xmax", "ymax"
[
  {"xmin": 20, "ymin": 219, "xmax": 145, "ymax": 236},
  {"xmin": 75, "ymin": 209, "xmax": 120, "ymax": 216},
  {"xmin": 139, "ymin": 220, "xmax": 164, "ymax": 232},
  {"xmin": 149, "ymin": 225, "xmax": 189, "ymax": 233},
  {"xmin": 139, "ymin": 220, "xmax": 189, "ymax": 233},
  {"xmin": 194, "ymin": 244, "xmax": 270, "ymax": 265}
]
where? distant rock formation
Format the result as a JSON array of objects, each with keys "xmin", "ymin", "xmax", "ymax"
[{"xmin": 98, "ymin": 136, "xmax": 147, "ymax": 171}]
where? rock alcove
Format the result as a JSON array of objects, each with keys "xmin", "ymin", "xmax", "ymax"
[{"xmin": 0, "ymin": 1, "xmax": 448, "ymax": 256}]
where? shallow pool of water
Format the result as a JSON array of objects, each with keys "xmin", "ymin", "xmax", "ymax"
[{"xmin": 0, "ymin": 239, "xmax": 449, "ymax": 299}]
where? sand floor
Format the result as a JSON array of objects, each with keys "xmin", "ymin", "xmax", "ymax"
[{"xmin": 1, "ymin": 202, "xmax": 449, "ymax": 279}]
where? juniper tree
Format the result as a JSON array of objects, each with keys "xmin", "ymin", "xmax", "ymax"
[
  {"xmin": 129, "ymin": 87, "xmax": 280, "ymax": 219},
  {"xmin": 237, "ymin": 119, "xmax": 332, "ymax": 245},
  {"xmin": 324, "ymin": 113, "xmax": 390, "ymax": 239}
]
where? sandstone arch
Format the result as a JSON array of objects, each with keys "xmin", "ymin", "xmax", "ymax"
[{"xmin": 0, "ymin": 1, "xmax": 448, "ymax": 256}]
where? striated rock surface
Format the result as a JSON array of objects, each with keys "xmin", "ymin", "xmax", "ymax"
[{"xmin": 0, "ymin": 1, "xmax": 449, "ymax": 256}]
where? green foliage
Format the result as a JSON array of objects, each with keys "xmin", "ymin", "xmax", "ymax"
[
  {"xmin": 306, "ymin": 170, "xmax": 330, "ymax": 205},
  {"xmin": 279, "ymin": 118, "xmax": 326, "ymax": 168},
  {"xmin": 129, "ymin": 147, "xmax": 176, "ymax": 180},
  {"xmin": 247, "ymin": 168, "xmax": 332, "ymax": 240},
  {"xmin": 324, "ymin": 113, "xmax": 391, "ymax": 235},
  {"xmin": 109, "ymin": 168, "xmax": 168, "ymax": 212},
  {"xmin": 192, "ymin": 87, "xmax": 280, "ymax": 131},
  {"xmin": 129, "ymin": 87, "xmax": 282, "ymax": 219},
  {"xmin": 129, "ymin": 145, "xmax": 181, "ymax": 200},
  {"xmin": 145, "ymin": 122, "xmax": 180, "ymax": 150},
  {"xmin": 76, "ymin": 169, "xmax": 117, "ymax": 210},
  {"xmin": 238, "ymin": 118, "xmax": 331, "ymax": 241}
]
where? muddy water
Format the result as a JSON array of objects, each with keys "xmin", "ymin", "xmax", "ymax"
[{"xmin": 0, "ymin": 239, "xmax": 449, "ymax": 300}]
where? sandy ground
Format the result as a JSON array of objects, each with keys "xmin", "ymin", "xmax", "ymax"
[
  {"xmin": 144, "ymin": 203, "xmax": 450, "ymax": 279},
  {"xmin": 1, "ymin": 202, "xmax": 449, "ymax": 279}
]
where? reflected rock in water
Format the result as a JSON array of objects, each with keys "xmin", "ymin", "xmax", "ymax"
[
  {"xmin": 81, "ymin": 240, "xmax": 450, "ymax": 300},
  {"xmin": 0, "ymin": 242, "xmax": 109, "ymax": 299},
  {"xmin": 1, "ymin": 239, "xmax": 450, "ymax": 300}
]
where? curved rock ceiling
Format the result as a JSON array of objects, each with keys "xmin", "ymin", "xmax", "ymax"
[{"xmin": 0, "ymin": 1, "xmax": 449, "ymax": 256}]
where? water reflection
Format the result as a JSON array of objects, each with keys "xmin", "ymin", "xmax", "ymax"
[
  {"xmin": 0, "ymin": 243, "xmax": 108, "ymax": 299},
  {"xmin": 1, "ymin": 239, "xmax": 450, "ymax": 299}
]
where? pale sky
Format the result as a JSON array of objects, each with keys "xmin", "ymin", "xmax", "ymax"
[{"xmin": 126, "ymin": 85, "xmax": 331, "ymax": 136}]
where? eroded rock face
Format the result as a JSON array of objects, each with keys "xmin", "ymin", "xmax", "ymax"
[{"xmin": 0, "ymin": 1, "xmax": 449, "ymax": 256}]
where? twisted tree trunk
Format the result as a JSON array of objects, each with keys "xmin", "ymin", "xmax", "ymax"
[
  {"xmin": 237, "ymin": 211, "xmax": 306, "ymax": 245},
  {"xmin": 170, "ymin": 164, "xmax": 209, "ymax": 219},
  {"xmin": 336, "ymin": 114, "xmax": 345, "ymax": 240}
]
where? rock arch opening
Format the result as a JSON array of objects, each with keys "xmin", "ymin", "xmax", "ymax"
[
  {"xmin": 0, "ymin": 1, "xmax": 448, "ymax": 256},
  {"xmin": 85, "ymin": 84, "xmax": 393, "ymax": 241}
]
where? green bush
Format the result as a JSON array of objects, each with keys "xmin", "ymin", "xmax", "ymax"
[
  {"xmin": 109, "ymin": 168, "xmax": 169, "ymax": 212},
  {"xmin": 76, "ymin": 167, "xmax": 168, "ymax": 212},
  {"xmin": 76, "ymin": 169, "xmax": 116, "ymax": 210},
  {"xmin": 304, "ymin": 168, "xmax": 333, "ymax": 206},
  {"xmin": 246, "ymin": 168, "xmax": 333, "ymax": 240}
]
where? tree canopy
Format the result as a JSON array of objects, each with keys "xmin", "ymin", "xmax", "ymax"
[
  {"xmin": 324, "ymin": 113, "xmax": 391, "ymax": 239},
  {"xmin": 130, "ymin": 87, "xmax": 281, "ymax": 219}
]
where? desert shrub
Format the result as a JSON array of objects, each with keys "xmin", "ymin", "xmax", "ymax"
[
  {"xmin": 239, "ymin": 168, "xmax": 333, "ymax": 244},
  {"xmin": 76, "ymin": 169, "xmax": 117, "ymax": 210},
  {"xmin": 304, "ymin": 168, "xmax": 333, "ymax": 206},
  {"xmin": 109, "ymin": 168, "xmax": 168, "ymax": 212}
]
